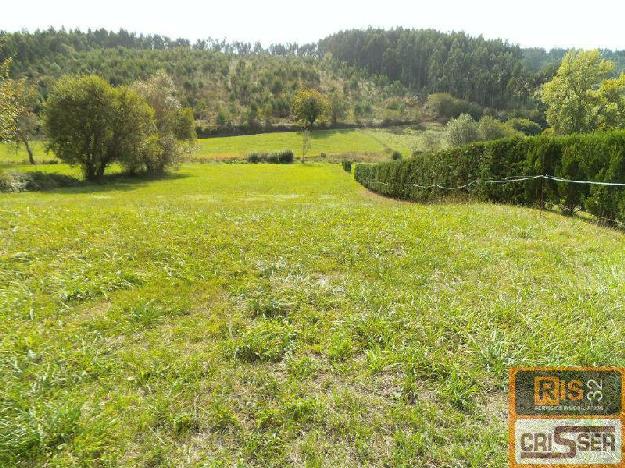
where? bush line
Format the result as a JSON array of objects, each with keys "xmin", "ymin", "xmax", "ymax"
[
  {"xmin": 247, "ymin": 150, "xmax": 294, "ymax": 164},
  {"xmin": 354, "ymin": 131, "xmax": 625, "ymax": 224}
]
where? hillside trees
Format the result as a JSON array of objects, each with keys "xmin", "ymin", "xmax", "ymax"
[{"xmin": 319, "ymin": 28, "xmax": 532, "ymax": 108}]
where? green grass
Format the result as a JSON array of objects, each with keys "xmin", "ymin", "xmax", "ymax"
[
  {"xmin": 2, "ymin": 163, "xmax": 625, "ymax": 466},
  {"xmin": 0, "ymin": 127, "xmax": 445, "ymax": 166},
  {"xmin": 192, "ymin": 129, "xmax": 397, "ymax": 161},
  {"xmin": 0, "ymin": 141, "xmax": 53, "ymax": 165}
]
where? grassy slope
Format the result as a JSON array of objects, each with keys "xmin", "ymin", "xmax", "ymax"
[{"xmin": 1, "ymin": 164, "xmax": 625, "ymax": 466}]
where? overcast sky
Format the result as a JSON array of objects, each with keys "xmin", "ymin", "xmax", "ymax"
[{"xmin": 2, "ymin": 0, "xmax": 624, "ymax": 50}]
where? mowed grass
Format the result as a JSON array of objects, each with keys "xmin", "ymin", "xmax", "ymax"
[
  {"xmin": 1, "ymin": 163, "xmax": 625, "ymax": 466},
  {"xmin": 193, "ymin": 129, "xmax": 394, "ymax": 160}
]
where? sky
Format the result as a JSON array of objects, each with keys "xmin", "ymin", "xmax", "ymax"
[{"xmin": 2, "ymin": 0, "xmax": 625, "ymax": 50}]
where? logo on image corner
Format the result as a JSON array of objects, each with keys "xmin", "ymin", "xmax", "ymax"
[{"xmin": 515, "ymin": 419, "xmax": 622, "ymax": 463}]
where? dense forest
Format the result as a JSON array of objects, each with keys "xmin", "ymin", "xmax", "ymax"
[{"xmin": 2, "ymin": 27, "xmax": 625, "ymax": 135}]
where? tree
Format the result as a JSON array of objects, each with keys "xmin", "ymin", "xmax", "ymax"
[
  {"xmin": 0, "ymin": 59, "xmax": 18, "ymax": 142},
  {"xmin": 446, "ymin": 114, "xmax": 479, "ymax": 147},
  {"xmin": 291, "ymin": 88, "xmax": 328, "ymax": 129},
  {"xmin": 109, "ymin": 86, "xmax": 156, "ymax": 174},
  {"xmin": 0, "ymin": 59, "xmax": 38, "ymax": 163},
  {"xmin": 328, "ymin": 91, "xmax": 347, "ymax": 125},
  {"xmin": 301, "ymin": 129, "xmax": 311, "ymax": 163},
  {"xmin": 539, "ymin": 50, "xmax": 614, "ymax": 134},
  {"xmin": 45, "ymin": 75, "xmax": 117, "ymax": 180},
  {"xmin": 45, "ymin": 75, "xmax": 165, "ymax": 180},
  {"xmin": 132, "ymin": 71, "xmax": 196, "ymax": 174},
  {"xmin": 9, "ymin": 78, "xmax": 39, "ymax": 164}
]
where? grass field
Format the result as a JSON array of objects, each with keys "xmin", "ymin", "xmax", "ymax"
[
  {"xmin": 2, "ymin": 163, "xmax": 625, "ymax": 466},
  {"xmin": 0, "ymin": 127, "xmax": 445, "ymax": 166}
]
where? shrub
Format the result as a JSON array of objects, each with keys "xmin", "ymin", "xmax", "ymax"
[
  {"xmin": 478, "ymin": 116, "xmax": 519, "ymax": 141},
  {"xmin": 354, "ymin": 131, "xmax": 625, "ymax": 225},
  {"xmin": 506, "ymin": 117, "xmax": 543, "ymax": 136},
  {"xmin": 425, "ymin": 93, "xmax": 483, "ymax": 121},
  {"xmin": 342, "ymin": 160, "xmax": 352, "ymax": 172},
  {"xmin": 246, "ymin": 150, "xmax": 294, "ymax": 164},
  {"xmin": 0, "ymin": 171, "xmax": 80, "ymax": 192},
  {"xmin": 247, "ymin": 153, "xmax": 261, "ymax": 164},
  {"xmin": 446, "ymin": 114, "xmax": 479, "ymax": 147}
]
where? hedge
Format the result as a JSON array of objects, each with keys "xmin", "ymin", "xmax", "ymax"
[
  {"xmin": 0, "ymin": 171, "xmax": 80, "ymax": 192},
  {"xmin": 354, "ymin": 131, "xmax": 625, "ymax": 225},
  {"xmin": 247, "ymin": 150, "xmax": 294, "ymax": 164}
]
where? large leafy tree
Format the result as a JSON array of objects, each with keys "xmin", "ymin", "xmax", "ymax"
[
  {"xmin": 45, "ymin": 75, "xmax": 118, "ymax": 180},
  {"xmin": 45, "ymin": 75, "xmax": 160, "ymax": 180},
  {"xmin": 540, "ymin": 50, "xmax": 617, "ymax": 134}
]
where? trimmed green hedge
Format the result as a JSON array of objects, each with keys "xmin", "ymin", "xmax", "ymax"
[
  {"xmin": 247, "ymin": 150, "xmax": 294, "ymax": 164},
  {"xmin": 354, "ymin": 132, "xmax": 625, "ymax": 224}
]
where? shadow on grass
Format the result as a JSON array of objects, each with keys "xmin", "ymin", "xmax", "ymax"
[
  {"xmin": 1, "ymin": 170, "xmax": 191, "ymax": 194},
  {"xmin": 60, "ymin": 172, "xmax": 192, "ymax": 194},
  {"xmin": 300, "ymin": 129, "xmax": 357, "ymax": 140}
]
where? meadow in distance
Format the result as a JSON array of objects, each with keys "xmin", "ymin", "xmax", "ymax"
[{"xmin": 1, "ymin": 26, "xmax": 625, "ymax": 467}]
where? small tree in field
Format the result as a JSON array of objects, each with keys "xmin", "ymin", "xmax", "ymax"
[
  {"xmin": 45, "ymin": 75, "xmax": 117, "ymax": 180},
  {"xmin": 132, "ymin": 71, "xmax": 196, "ymax": 174},
  {"xmin": 291, "ymin": 88, "xmax": 328, "ymax": 129},
  {"xmin": 292, "ymin": 89, "xmax": 326, "ymax": 163}
]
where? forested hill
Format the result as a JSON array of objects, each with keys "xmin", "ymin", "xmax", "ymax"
[
  {"xmin": 318, "ymin": 28, "xmax": 533, "ymax": 109},
  {"xmin": 318, "ymin": 29, "xmax": 625, "ymax": 109},
  {"xmin": 3, "ymin": 28, "xmax": 625, "ymax": 133},
  {"xmin": 0, "ymin": 29, "xmax": 421, "ymax": 133}
]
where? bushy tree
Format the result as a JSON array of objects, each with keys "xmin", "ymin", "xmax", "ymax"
[
  {"xmin": 291, "ymin": 88, "xmax": 328, "ymax": 129},
  {"xmin": 477, "ymin": 116, "xmax": 518, "ymax": 141},
  {"xmin": 425, "ymin": 93, "xmax": 482, "ymax": 121},
  {"xmin": 328, "ymin": 91, "xmax": 347, "ymax": 125},
  {"xmin": 540, "ymin": 50, "xmax": 614, "ymax": 134},
  {"xmin": 45, "ymin": 75, "xmax": 117, "ymax": 180},
  {"xmin": 446, "ymin": 113, "xmax": 479, "ymax": 147},
  {"xmin": 506, "ymin": 117, "xmax": 542, "ymax": 136},
  {"xmin": 132, "ymin": 71, "xmax": 196, "ymax": 174},
  {"xmin": 109, "ymin": 86, "xmax": 156, "ymax": 174},
  {"xmin": 44, "ymin": 74, "xmax": 189, "ymax": 180}
]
